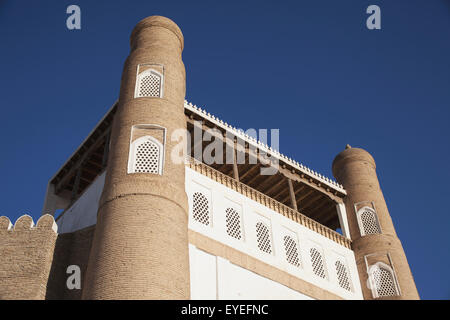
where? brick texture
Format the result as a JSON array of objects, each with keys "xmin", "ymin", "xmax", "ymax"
[
  {"xmin": 0, "ymin": 215, "xmax": 95, "ymax": 300},
  {"xmin": 82, "ymin": 16, "xmax": 190, "ymax": 299},
  {"xmin": 332, "ymin": 147, "xmax": 420, "ymax": 299},
  {"xmin": 46, "ymin": 225, "xmax": 95, "ymax": 300}
]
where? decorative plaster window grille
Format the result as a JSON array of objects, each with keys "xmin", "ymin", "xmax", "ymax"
[
  {"xmin": 135, "ymin": 69, "xmax": 163, "ymax": 98},
  {"xmin": 283, "ymin": 235, "xmax": 301, "ymax": 267},
  {"xmin": 192, "ymin": 192, "xmax": 210, "ymax": 226},
  {"xmin": 335, "ymin": 260, "xmax": 352, "ymax": 291},
  {"xmin": 226, "ymin": 208, "xmax": 242, "ymax": 240},
  {"xmin": 369, "ymin": 263, "xmax": 399, "ymax": 298},
  {"xmin": 128, "ymin": 136, "xmax": 163, "ymax": 174},
  {"xmin": 357, "ymin": 207, "xmax": 381, "ymax": 236},
  {"xmin": 256, "ymin": 222, "xmax": 272, "ymax": 254},
  {"xmin": 310, "ymin": 247, "xmax": 327, "ymax": 279}
]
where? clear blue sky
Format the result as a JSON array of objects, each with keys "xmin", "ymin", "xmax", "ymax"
[{"xmin": 0, "ymin": 0, "xmax": 449, "ymax": 299}]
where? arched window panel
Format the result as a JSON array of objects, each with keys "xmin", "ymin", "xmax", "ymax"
[
  {"xmin": 309, "ymin": 247, "xmax": 327, "ymax": 280},
  {"xmin": 128, "ymin": 135, "xmax": 164, "ymax": 174},
  {"xmin": 283, "ymin": 234, "xmax": 301, "ymax": 268},
  {"xmin": 256, "ymin": 221, "xmax": 272, "ymax": 255},
  {"xmin": 192, "ymin": 192, "xmax": 211, "ymax": 226},
  {"xmin": 335, "ymin": 260, "xmax": 353, "ymax": 292},
  {"xmin": 134, "ymin": 65, "xmax": 164, "ymax": 98},
  {"xmin": 369, "ymin": 262, "xmax": 400, "ymax": 298},
  {"xmin": 226, "ymin": 207, "xmax": 243, "ymax": 240},
  {"xmin": 357, "ymin": 206, "xmax": 381, "ymax": 236}
]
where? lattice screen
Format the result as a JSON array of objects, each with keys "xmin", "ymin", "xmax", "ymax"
[
  {"xmin": 192, "ymin": 192, "xmax": 210, "ymax": 226},
  {"xmin": 136, "ymin": 70, "xmax": 162, "ymax": 98},
  {"xmin": 283, "ymin": 235, "xmax": 301, "ymax": 267},
  {"xmin": 335, "ymin": 260, "xmax": 352, "ymax": 291},
  {"xmin": 372, "ymin": 264, "xmax": 398, "ymax": 297},
  {"xmin": 226, "ymin": 208, "xmax": 242, "ymax": 240},
  {"xmin": 256, "ymin": 222, "xmax": 272, "ymax": 254},
  {"xmin": 133, "ymin": 138, "xmax": 161, "ymax": 174},
  {"xmin": 359, "ymin": 208, "xmax": 381, "ymax": 235},
  {"xmin": 310, "ymin": 247, "xmax": 327, "ymax": 279}
]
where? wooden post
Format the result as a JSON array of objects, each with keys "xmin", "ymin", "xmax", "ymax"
[
  {"xmin": 233, "ymin": 139, "xmax": 239, "ymax": 181},
  {"xmin": 287, "ymin": 178, "xmax": 298, "ymax": 211},
  {"xmin": 71, "ymin": 166, "xmax": 82, "ymax": 201},
  {"xmin": 102, "ymin": 129, "xmax": 111, "ymax": 168}
]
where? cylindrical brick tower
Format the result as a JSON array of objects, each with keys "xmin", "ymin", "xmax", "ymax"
[
  {"xmin": 332, "ymin": 146, "xmax": 419, "ymax": 300},
  {"xmin": 82, "ymin": 16, "xmax": 190, "ymax": 299}
]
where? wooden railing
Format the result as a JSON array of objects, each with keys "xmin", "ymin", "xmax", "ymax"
[{"xmin": 186, "ymin": 157, "xmax": 352, "ymax": 249}]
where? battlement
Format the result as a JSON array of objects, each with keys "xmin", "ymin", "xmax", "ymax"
[
  {"xmin": 0, "ymin": 214, "xmax": 58, "ymax": 300},
  {"xmin": 0, "ymin": 213, "xmax": 96, "ymax": 300},
  {"xmin": 0, "ymin": 214, "xmax": 58, "ymax": 233}
]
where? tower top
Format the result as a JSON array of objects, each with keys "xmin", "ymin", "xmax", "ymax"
[
  {"xmin": 332, "ymin": 147, "xmax": 376, "ymax": 180},
  {"xmin": 130, "ymin": 15, "xmax": 184, "ymax": 50}
]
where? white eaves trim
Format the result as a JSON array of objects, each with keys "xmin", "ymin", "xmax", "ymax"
[{"xmin": 184, "ymin": 100, "xmax": 346, "ymax": 195}]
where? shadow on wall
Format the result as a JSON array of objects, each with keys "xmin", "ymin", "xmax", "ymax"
[
  {"xmin": 0, "ymin": 214, "xmax": 95, "ymax": 300},
  {"xmin": 46, "ymin": 225, "xmax": 96, "ymax": 300}
]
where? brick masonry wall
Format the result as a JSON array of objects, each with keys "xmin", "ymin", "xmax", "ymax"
[
  {"xmin": 46, "ymin": 225, "xmax": 95, "ymax": 300},
  {"xmin": 82, "ymin": 16, "xmax": 191, "ymax": 299},
  {"xmin": 0, "ymin": 215, "xmax": 57, "ymax": 299},
  {"xmin": 0, "ymin": 215, "xmax": 351, "ymax": 300},
  {"xmin": 332, "ymin": 147, "xmax": 420, "ymax": 299},
  {"xmin": 0, "ymin": 214, "xmax": 95, "ymax": 300}
]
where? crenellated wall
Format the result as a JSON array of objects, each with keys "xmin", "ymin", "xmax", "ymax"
[
  {"xmin": 0, "ymin": 214, "xmax": 58, "ymax": 299},
  {"xmin": 0, "ymin": 214, "xmax": 95, "ymax": 300}
]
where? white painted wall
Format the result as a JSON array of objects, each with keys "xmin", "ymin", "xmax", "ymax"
[
  {"xmin": 189, "ymin": 244, "xmax": 313, "ymax": 300},
  {"xmin": 56, "ymin": 171, "xmax": 105, "ymax": 233},
  {"xmin": 186, "ymin": 167, "xmax": 363, "ymax": 300}
]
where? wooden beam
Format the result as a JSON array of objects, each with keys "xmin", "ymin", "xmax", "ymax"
[
  {"xmin": 90, "ymin": 152, "xmax": 104, "ymax": 161},
  {"xmin": 246, "ymin": 171, "xmax": 263, "ymax": 186},
  {"xmin": 259, "ymin": 173, "xmax": 282, "ymax": 193},
  {"xmin": 296, "ymin": 189, "xmax": 315, "ymax": 204},
  {"xmin": 55, "ymin": 129, "xmax": 109, "ymax": 194},
  {"xmin": 287, "ymin": 178, "xmax": 298, "ymax": 211},
  {"xmin": 308, "ymin": 200, "xmax": 333, "ymax": 218},
  {"xmin": 272, "ymin": 186, "xmax": 288, "ymax": 201},
  {"xmin": 293, "ymin": 182, "xmax": 306, "ymax": 197},
  {"xmin": 216, "ymin": 163, "xmax": 228, "ymax": 172},
  {"xmin": 281, "ymin": 183, "xmax": 305, "ymax": 204},
  {"xmin": 86, "ymin": 160, "xmax": 103, "ymax": 170},
  {"xmin": 244, "ymin": 145, "xmax": 259, "ymax": 167},
  {"xmin": 328, "ymin": 217, "xmax": 341, "ymax": 230},
  {"xmin": 71, "ymin": 167, "xmax": 82, "ymax": 201},
  {"xmin": 80, "ymin": 164, "xmax": 100, "ymax": 177},
  {"xmin": 102, "ymin": 129, "xmax": 111, "ymax": 168},
  {"xmin": 186, "ymin": 112, "xmax": 346, "ymax": 201},
  {"xmin": 262, "ymin": 174, "xmax": 284, "ymax": 195},
  {"xmin": 280, "ymin": 193, "xmax": 291, "ymax": 204},
  {"xmin": 316, "ymin": 205, "xmax": 338, "ymax": 224},
  {"xmin": 301, "ymin": 193, "xmax": 325, "ymax": 211},
  {"xmin": 240, "ymin": 163, "xmax": 261, "ymax": 181},
  {"xmin": 189, "ymin": 119, "xmax": 204, "ymax": 161},
  {"xmin": 232, "ymin": 141, "xmax": 239, "ymax": 182},
  {"xmin": 80, "ymin": 175, "xmax": 93, "ymax": 184},
  {"xmin": 278, "ymin": 166, "xmax": 343, "ymax": 203},
  {"xmin": 320, "ymin": 212, "xmax": 339, "ymax": 230},
  {"xmin": 80, "ymin": 168, "xmax": 98, "ymax": 180}
]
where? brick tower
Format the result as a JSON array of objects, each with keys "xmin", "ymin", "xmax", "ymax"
[
  {"xmin": 332, "ymin": 146, "xmax": 419, "ymax": 299},
  {"xmin": 82, "ymin": 16, "xmax": 190, "ymax": 299}
]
